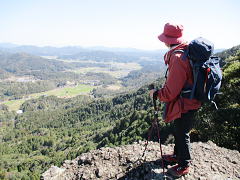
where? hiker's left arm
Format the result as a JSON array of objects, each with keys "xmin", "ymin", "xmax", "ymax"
[{"xmin": 156, "ymin": 55, "xmax": 187, "ymax": 102}]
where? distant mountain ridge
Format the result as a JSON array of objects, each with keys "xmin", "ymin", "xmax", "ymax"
[
  {"xmin": 0, "ymin": 43, "xmax": 165, "ymax": 57},
  {"xmin": 0, "ymin": 42, "xmax": 226, "ymax": 57}
]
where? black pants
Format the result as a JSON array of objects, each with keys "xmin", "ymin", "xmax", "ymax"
[{"xmin": 173, "ymin": 110, "xmax": 197, "ymax": 167}]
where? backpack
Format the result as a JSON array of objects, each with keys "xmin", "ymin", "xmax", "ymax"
[{"xmin": 180, "ymin": 37, "xmax": 223, "ymax": 109}]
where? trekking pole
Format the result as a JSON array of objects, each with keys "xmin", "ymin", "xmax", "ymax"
[
  {"xmin": 148, "ymin": 84, "xmax": 168, "ymax": 180},
  {"xmin": 142, "ymin": 84, "xmax": 157, "ymax": 158}
]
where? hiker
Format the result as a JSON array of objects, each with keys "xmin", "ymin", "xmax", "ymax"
[{"xmin": 149, "ymin": 23, "xmax": 201, "ymax": 177}]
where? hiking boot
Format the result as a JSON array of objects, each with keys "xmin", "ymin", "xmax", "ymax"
[
  {"xmin": 162, "ymin": 154, "xmax": 178, "ymax": 163},
  {"xmin": 167, "ymin": 165, "xmax": 190, "ymax": 178}
]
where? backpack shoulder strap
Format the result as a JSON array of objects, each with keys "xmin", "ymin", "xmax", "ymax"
[{"xmin": 165, "ymin": 49, "xmax": 188, "ymax": 79}]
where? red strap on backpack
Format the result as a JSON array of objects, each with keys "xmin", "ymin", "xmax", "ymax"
[{"xmin": 204, "ymin": 68, "xmax": 211, "ymax": 92}]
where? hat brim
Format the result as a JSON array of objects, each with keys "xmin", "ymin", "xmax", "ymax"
[{"xmin": 158, "ymin": 34, "xmax": 184, "ymax": 45}]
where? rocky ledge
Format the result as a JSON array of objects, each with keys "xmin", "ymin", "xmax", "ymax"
[{"xmin": 42, "ymin": 141, "xmax": 240, "ymax": 180}]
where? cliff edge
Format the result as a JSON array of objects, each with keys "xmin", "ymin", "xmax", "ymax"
[{"xmin": 42, "ymin": 141, "xmax": 240, "ymax": 180}]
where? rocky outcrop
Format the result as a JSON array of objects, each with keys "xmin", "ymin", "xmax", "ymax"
[{"xmin": 42, "ymin": 141, "xmax": 240, "ymax": 180}]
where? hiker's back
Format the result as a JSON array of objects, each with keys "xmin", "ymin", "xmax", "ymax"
[
  {"xmin": 177, "ymin": 50, "xmax": 202, "ymax": 112},
  {"xmin": 162, "ymin": 44, "xmax": 202, "ymax": 120}
]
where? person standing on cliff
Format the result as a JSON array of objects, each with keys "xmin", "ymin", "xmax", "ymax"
[{"xmin": 150, "ymin": 22, "xmax": 201, "ymax": 177}]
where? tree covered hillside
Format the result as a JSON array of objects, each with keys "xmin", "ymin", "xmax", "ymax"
[
  {"xmin": 0, "ymin": 78, "xmax": 165, "ymax": 179},
  {"xmin": 0, "ymin": 51, "xmax": 111, "ymax": 80},
  {"xmin": 0, "ymin": 52, "xmax": 68, "ymax": 76}
]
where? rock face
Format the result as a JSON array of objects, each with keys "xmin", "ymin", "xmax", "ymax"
[{"xmin": 42, "ymin": 141, "xmax": 240, "ymax": 180}]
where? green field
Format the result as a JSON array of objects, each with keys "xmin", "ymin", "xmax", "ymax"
[
  {"xmin": 2, "ymin": 84, "xmax": 94, "ymax": 111},
  {"xmin": 69, "ymin": 62, "xmax": 142, "ymax": 78}
]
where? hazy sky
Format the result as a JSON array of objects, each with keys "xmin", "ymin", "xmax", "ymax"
[{"xmin": 1, "ymin": 0, "xmax": 239, "ymax": 50}]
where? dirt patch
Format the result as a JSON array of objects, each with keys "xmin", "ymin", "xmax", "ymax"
[{"xmin": 106, "ymin": 85, "xmax": 122, "ymax": 91}]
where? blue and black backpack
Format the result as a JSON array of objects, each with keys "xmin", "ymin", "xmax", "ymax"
[{"xmin": 180, "ymin": 37, "xmax": 223, "ymax": 109}]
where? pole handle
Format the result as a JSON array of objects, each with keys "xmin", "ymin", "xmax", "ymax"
[{"xmin": 148, "ymin": 84, "xmax": 155, "ymax": 90}]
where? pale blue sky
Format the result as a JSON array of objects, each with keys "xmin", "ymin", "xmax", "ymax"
[{"xmin": 0, "ymin": 0, "xmax": 239, "ymax": 50}]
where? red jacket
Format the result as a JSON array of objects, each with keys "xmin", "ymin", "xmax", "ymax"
[{"xmin": 157, "ymin": 43, "xmax": 201, "ymax": 123}]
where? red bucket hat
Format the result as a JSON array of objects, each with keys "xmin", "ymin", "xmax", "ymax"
[{"xmin": 158, "ymin": 23, "xmax": 185, "ymax": 45}]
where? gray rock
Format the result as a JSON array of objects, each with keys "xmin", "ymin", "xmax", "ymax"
[
  {"xmin": 42, "ymin": 166, "xmax": 66, "ymax": 180},
  {"xmin": 42, "ymin": 141, "xmax": 240, "ymax": 180}
]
